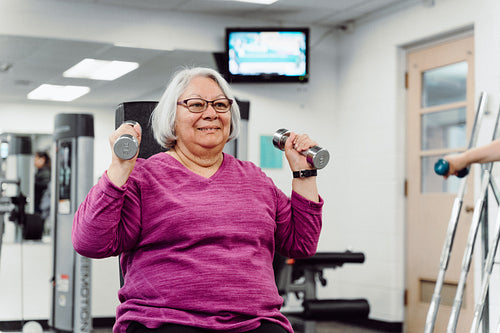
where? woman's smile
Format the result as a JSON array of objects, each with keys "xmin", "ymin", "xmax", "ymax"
[{"xmin": 198, "ymin": 126, "xmax": 221, "ymax": 132}]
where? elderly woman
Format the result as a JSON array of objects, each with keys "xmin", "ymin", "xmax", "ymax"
[{"xmin": 72, "ymin": 67, "xmax": 323, "ymax": 333}]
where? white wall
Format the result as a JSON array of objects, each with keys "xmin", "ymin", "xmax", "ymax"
[
  {"xmin": 2, "ymin": 0, "xmax": 500, "ymax": 329},
  {"xmin": 320, "ymin": 0, "xmax": 500, "ymax": 329}
]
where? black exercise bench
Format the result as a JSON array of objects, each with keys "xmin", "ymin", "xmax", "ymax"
[{"xmin": 274, "ymin": 251, "xmax": 370, "ymax": 333}]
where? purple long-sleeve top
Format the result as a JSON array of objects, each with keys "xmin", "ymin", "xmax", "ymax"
[{"xmin": 72, "ymin": 152, "xmax": 323, "ymax": 333}]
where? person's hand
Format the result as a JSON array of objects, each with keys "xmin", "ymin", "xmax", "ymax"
[
  {"xmin": 107, "ymin": 122, "xmax": 142, "ymax": 187},
  {"xmin": 442, "ymin": 153, "xmax": 469, "ymax": 179},
  {"xmin": 283, "ymin": 132, "xmax": 318, "ymax": 172}
]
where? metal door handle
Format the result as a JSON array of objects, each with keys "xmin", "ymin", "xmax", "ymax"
[{"xmin": 465, "ymin": 205, "xmax": 474, "ymax": 213}]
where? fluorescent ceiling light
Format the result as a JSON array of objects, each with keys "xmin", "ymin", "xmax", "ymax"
[
  {"xmin": 223, "ymin": 0, "xmax": 278, "ymax": 4},
  {"xmin": 63, "ymin": 58, "xmax": 139, "ymax": 81},
  {"xmin": 113, "ymin": 42, "xmax": 174, "ymax": 51},
  {"xmin": 28, "ymin": 84, "xmax": 90, "ymax": 102}
]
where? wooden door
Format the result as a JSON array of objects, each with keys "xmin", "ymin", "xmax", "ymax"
[{"xmin": 406, "ymin": 35, "xmax": 475, "ymax": 332}]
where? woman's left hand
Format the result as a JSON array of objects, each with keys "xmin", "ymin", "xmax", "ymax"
[{"xmin": 284, "ymin": 132, "xmax": 318, "ymax": 171}]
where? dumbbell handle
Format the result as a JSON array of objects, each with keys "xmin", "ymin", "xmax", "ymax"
[
  {"xmin": 113, "ymin": 121, "xmax": 139, "ymax": 160},
  {"xmin": 434, "ymin": 158, "xmax": 469, "ymax": 178},
  {"xmin": 272, "ymin": 128, "xmax": 330, "ymax": 169}
]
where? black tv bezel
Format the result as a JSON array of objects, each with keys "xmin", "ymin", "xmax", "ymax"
[{"xmin": 225, "ymin": 27, "xmax": 310, "ymax": 84}]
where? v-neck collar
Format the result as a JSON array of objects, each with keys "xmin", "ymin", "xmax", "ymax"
[{"xmin": 161, "ymin": 151, "xmax": 227, "ymax": 181}]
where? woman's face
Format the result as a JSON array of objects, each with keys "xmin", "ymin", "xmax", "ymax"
[
  {"xmin": 175, "ymin": 76, "xmax": 231, "ymax": 154},
  {"xmin": 34, "ymin": 155, "xmax": 45, "ymax": 169}
]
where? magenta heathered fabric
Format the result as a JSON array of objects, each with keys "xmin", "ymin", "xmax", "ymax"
[{"xmin": 72, "ymin": 152, "xmax": 323, "ymax": 333}]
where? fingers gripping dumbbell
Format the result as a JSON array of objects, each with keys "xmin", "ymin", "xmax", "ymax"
[
  {"xmin": 272, "ymin": 128, "xmax": 330, "ymax": 169},
  {"xmin": 434, "ymin": 158, "xmax": 469, "ymax": 178},
  {"xmin": 113, "ymin": 120, "xmax": 139, "ymax": 160}
]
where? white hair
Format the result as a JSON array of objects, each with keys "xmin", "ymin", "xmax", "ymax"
[{"xmin": 151, "ymin": 67, "xmax": 241, "ymax": 150}]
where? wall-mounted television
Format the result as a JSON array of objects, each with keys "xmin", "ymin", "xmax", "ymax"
[{"xmin": 225, "ymin": 27, "xmax": 309, "ymax": 83}]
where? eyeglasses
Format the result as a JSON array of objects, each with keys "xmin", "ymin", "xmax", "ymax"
[{"xmin": 177, "ymin": 98, "xmax": 233, "ymax": 113}]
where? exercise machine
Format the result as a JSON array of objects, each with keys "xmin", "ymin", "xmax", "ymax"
[
  {"xmin": 0, "ymin": 133, "xmax": 45, "ymax": 251},
  {"xmin": 50, "ymin": 113, "xmax": 94, "ymax": 333},
  {"xmin": 275, "ymin": 251, "xmax": 370, "ymax": 333},
  {"xmin": 113, "ymin": 102, "xmax": 365, "ymax": 333},
  {"xmin": 0, "ymin": 178, "xmax": 21, "ymax": 261}
]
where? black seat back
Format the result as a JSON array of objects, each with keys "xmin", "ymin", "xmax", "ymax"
[{"xmin": 116, "ymin": 101, "xmax": 165, "ymax": 287}]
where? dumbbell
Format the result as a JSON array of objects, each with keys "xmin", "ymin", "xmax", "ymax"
[
  {"xmin": 272, "ymin": 128, "xmax": 330, "ymax": 169},
  {"xmin": 113, "ymin": 120, "xmax": 139, "ymax": 160},
  {"xmin": 434, "ymin": 158, "xmax": 469, "ymax": 178}
]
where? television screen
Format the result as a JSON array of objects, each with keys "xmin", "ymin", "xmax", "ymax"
[{"xmin": 225, "ymin": 27, "xmax": 309, "ymax": 83}]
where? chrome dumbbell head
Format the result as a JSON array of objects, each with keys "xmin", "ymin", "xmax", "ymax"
[
  {"xmin": 272, "ymin": 128, "xmax": 291, "ymax": 151},
  {"xmin": 272, "ymin": 128, "xmax": 330, "ymax": 169},
  {"xmin": 113, "ymin": 120, "xmax": 139, "ymax": 160}
]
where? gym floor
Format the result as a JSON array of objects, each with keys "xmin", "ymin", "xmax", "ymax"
[
  {"xmin": 90, "ymin": 323, "xmax": 392, "ymax": 333},
  {"xmin": 88, "ymin": 320, "xmax": 399, "ymax": 333},
  {"xmin": 0, "ymin": 319, "xmax": 401, "ymax": 333},
  {"xmin": 0, "ymin": 321, "xmax": 400, "ymax": 333},
  {"xmin": 315, "ymin": 321, "xmax": 397, "ymax": 333}
]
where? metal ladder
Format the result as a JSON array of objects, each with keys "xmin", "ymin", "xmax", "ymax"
[{"xmin": 425, "ymin": 92, "xmax": 500, "ymax": 332}]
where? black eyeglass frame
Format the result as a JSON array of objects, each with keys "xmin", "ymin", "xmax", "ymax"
[{"xmin": 176, "ymin": 98, "xmax": 234, "ymax": 113}]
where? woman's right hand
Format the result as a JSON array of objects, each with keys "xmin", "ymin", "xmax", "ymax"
[{"xmin": 107, "ymin": 122, "xmax": 142, "ymax": 187}]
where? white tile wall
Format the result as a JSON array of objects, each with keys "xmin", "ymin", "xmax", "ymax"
[{"xmin": 327, "ymin": 0, "xmax": 500, "ymax": 329}]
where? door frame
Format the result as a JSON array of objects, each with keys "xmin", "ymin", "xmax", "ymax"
[{"xmin": 402, "ymin": 29, "xmax": 475, "ymax": 332}]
